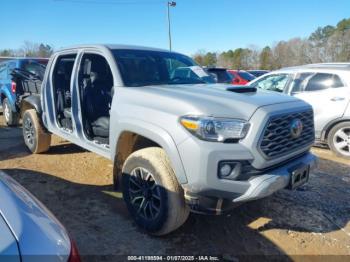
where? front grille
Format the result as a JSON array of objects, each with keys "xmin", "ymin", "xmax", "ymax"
[{"xmin": 259, "ymin": 110, "xmax": 314, "ymax": 159}]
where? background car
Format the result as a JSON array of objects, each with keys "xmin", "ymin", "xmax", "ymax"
[
  {"xmin": 205, "ymin": 67, "xmax": 235, "ymax": 84},
  {"xmin": 171, "ymin": 66, "xmax": 216, "ymax": 84},
  {"xmin": 228, "ymin": 70, "xmax": 256, "ymax": 85},
  {"xmin": 0, "ymin": 171, "xmax": 80, "ymax": 262},
  {"xmin": 0, "ymin": 58, "xmax": 48, "ymax": 126},
  {"xmin": 247, "ymin": 70, "xmax": 270, "ymax": 77},
  {"xmin": 249, "ymin": 63, "xmax": 350, "ymax": 159}
]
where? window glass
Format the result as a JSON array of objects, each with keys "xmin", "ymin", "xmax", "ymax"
[
  {"xmin": 332, "ymin": 74, "xmax": 344, "ymax": 88},
  {"xmin": 238, "ymin": 71, "xmax": 256, "ymax": 81},
  {"xmin": 304, "ymin": 73, "xmax": 339, "ymax": 91},
  {"xmin": 208, "ymin": 70, "xmax": 233, "ymax": 83},
  {"xmin": 113, "ymin": 49, "xmax": 214, "ymax": 86},
  {"xmin": 251, "ymin": 74, "xmax": 289, "ymax": 92},
  {"xmin": 7, "ymin": 62, "xmax": 16, "ymax": 76},
  {"xmin": 290, "ymin": 73, "xmax": 314, "ymax": 93},
  {"xmin": 22, "ymin": 61, "xmax": 47, "ymax": 80}
]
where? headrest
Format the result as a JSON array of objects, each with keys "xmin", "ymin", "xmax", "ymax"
[
  {"xmin": 90, "ymin": 71, "xmax": 98, "ymax": 84},
  {"xmin": 83, "ymin": 59, "xmax": 92, "ymax": 74}
]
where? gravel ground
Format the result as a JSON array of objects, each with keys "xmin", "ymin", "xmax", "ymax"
[{"xmin": 0, "ymin": 114, "xmax": 349, "ymax": 261}]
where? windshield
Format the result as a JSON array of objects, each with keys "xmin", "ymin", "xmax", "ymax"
[
  {"xmin": 21, "ymin": 60, "xmax": 48, "ymax": 80},
  {"xmin": 238, "ymin": 71, "xmax": 256, "ymax": 81},
  {"xmin": 113, "ymin": 49, "xmax": 215, "ymax": 87},
  {"xmin": 250, "ymin": 74, "xmax": 289, "ymax": 92}
]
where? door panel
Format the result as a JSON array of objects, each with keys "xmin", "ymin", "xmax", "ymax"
[{"xmin": 292, "ymin": 73, "xmax": 350, "ymax": 138}]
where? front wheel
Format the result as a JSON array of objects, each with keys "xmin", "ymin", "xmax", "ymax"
[
  {"xmin": 2, "ymin": 98, "xmax": 19, "ymax": 126},
  {"xmin": 328, "ymin": 122, "xmax": 350, "ymax": 159},
  {"xmin": 22, "ymin": 109, "xmax": 51, "ymax": 154},
  {"xmin": 122, "ymin": 147, "xmax": 189, "ymax": 236}
]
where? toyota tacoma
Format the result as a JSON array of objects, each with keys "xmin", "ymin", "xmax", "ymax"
[{"xmin": 20, "ymin": 44, "xmax": 317, "ymax": 235}]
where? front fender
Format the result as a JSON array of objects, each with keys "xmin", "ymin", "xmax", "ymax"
[{"xmin": 110, "ymin": 118, "xmax": 188, "ymax": 184}]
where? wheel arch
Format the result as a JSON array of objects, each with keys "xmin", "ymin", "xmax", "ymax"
[
  {"xmin": 0, "ymin": 89, "xmax": 16, "ymax": 112},
  {"xmin": 111, "ymin": 121, "xmax": 188, "ymax": 191},
  {"xmin": 321, "ymin": 117, "xmax": 350, "ymax": 141},
  {"xmin": 20, "ymin": 95, "xmax": 42, "ymax": 117},
  {"xmin": 0, "ymin": 92, "xmax": 6, "ymax": 104}
]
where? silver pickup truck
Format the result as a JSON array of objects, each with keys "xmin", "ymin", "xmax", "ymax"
[{"xmin": 20, "ymin": 44, "xmax": 317, "ymax": 235}]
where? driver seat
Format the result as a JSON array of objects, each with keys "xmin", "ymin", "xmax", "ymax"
[{"xmin": 84, "ymin": 71, "xmax": 111, "ymax": 138}]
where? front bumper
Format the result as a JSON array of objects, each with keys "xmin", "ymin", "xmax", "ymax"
[
  {"xmin": 231, "ymin": 152, "xmax": 316, "ymax": 203},
  {"xmin": 178, "ymin": 136, "xmax": 317, "ymax": 214}
]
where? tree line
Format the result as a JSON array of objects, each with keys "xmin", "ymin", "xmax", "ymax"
[
  {"xmin": 1, "ymin": 18, "xmax": 349, "ymax": 67},
  {"xmin": 193, "ymin": 18, "xmax": 350, "ymax": 70},
  {"xmin": 0, "ymin": 41, "xmax": 53, "ymax": 58}
]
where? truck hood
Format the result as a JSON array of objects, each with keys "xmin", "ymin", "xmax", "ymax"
[{"xmin": 122, "ymin": 84, "xmax": 301, "ymax": 120}]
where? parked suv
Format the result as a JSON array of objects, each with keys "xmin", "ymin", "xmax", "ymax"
[
  {"xmin": 0, "ymin": 58, "xmax": 48, "ymax": 126},
  {"xmin": 249, "ymin": 63, "xmax": 350, "ymax": 159},
  {"xmin": 21, "ymin": 45, "xmax": 316, "ymax": 235}
]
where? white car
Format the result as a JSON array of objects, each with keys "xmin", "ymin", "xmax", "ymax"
[
  {"xmin": 0, "ymin": 171, "xmax": 80, "ymax": 262},
  {"xmin": 249, "ymin": 63, "xmax": 350, "ymax": 159}
]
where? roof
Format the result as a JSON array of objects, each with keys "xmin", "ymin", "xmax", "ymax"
[
  {"xmin": 0, "ymin": 57, "xmax": 49, "ymax": 63},
  {"xmin": 277, "ymin": 63, "xmax": 350, "ymax": 73},
  {"xmin": 57, "ymin": 44, "xmax": 173, "ymax": 53},
  {"xmin": 204, "ymin": 67, "xmax": 228, "ymax": 71},
  {"xmin": 248, "ymin": 69, "xmax": 270, "ymax": 72},
  {"xmin": 0, "ymin": 56, "xmax": 48, "ymax": 60}
]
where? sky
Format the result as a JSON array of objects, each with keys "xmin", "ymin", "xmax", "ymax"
[{"xmin": 0, "ymin": 0, "xmax": 349, "ymax": 55}]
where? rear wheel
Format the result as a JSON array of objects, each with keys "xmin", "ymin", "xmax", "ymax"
[
  {"xmin": 2, "ymin": 98, "xmax": 19, "ymax": 126},
  {"xmin": 122, "ymin": 147, "xmax": 189, "ymax": 236},
  {"xmin": 328, "ymin": 122, "xmax": 350, "ymax": 159},
  {"xmin": 22, "ymin": 109, "xmax": 51, "ymax": 154}
]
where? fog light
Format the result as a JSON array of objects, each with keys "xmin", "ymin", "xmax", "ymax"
[
  {"xmin": 220, "ymin": 164, "xmax": 232, "ymax": 177},
  {"xmin": 218, "ymin": 161, "xmax": 241, "ymax": 180}
]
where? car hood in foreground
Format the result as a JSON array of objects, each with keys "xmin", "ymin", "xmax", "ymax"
[
  {"xmin": 0, "ymin": 214, "xmax": 20, "ymax": 260},
  {"xmin": 0, "ymin": 171, "xmax": 70, "ymax": 262}
]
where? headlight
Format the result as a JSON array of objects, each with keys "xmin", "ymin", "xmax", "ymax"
[{"xmin": 180, "ymin": 115, "xmax": 250, "ymax": 142}]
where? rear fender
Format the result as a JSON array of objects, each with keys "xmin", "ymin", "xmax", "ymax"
[{"xmin": 20, "ymin": 94, "xmax": 42, "ymax": 117}]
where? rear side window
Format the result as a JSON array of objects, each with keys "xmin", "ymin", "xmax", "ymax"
[
  {"xmin": 304, "ymin": 73, "xmax": 344, "ymax": 92},
  {"xmin": 332, "ymin": 74, "xmax": 344, "ymax": 88}
]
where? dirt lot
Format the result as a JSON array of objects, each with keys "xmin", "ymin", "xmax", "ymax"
[{"xmin": 0, "ymin": 113, "xmax": 349, "ymax": 261}]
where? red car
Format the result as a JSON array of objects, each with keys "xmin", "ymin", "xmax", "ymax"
[{"xmin": 228, "ymin": 70, "xmax": 256, "ymax": 85}]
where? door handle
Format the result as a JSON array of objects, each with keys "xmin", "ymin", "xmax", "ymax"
[{"xmin": 330, "ymin": 97, "xmax": 345, "ymax": 101}]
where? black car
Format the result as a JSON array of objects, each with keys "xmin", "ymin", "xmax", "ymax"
[
  {"xmin": 205, "ymin": 68, "xmax": 234, "ymax": 84},
  {"xmin": 247, "ymin": 70, "xmax": 269, "ymax": 77}
]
